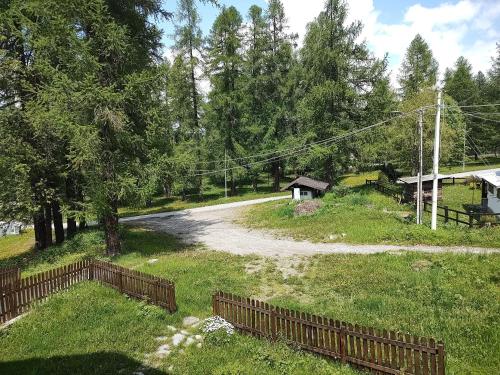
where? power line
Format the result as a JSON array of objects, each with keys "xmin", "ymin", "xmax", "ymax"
[
  {"xmin": 192, "ymin": 109, "xmax": 423, "ymax": 176},
  {"xmin": 466, "ymin": 134, "xmax": 490, "ymax": 167},
  {"xmin": 462, "ymin": 112, "xmax": 500, "ymax": 123}
]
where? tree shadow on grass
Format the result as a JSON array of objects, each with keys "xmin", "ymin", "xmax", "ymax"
[
  {"xmin": 0, "ymin": 229, "xmax": 103, "ymax": 270},
  {"xmin": 0, "ymin": 351, "xmax": 166, "ymax": 375}
]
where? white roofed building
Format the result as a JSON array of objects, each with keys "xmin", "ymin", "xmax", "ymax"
[{"xmin": 474, "ymin": 170, "xmax": 500, "ymax": 214}]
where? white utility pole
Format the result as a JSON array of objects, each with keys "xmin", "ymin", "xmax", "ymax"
[
  {"xmin": 431, "ymin": 91, "xmax": 442, "ymax": 230},
  {"xmin": 462, "ymin": 123, "xmax": 467, "ymax": 171},
  {"xmin": 224, "ymin": 149, "xmax": 228, "ymax": 198},
  {"xmin": 417, "ymin": 110, "xmax": 424, "ymax": 224}
]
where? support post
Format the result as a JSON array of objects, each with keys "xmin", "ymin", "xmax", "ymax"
[
  {"xmin": 417, "ymin": 110, "xmax": 424, "ymax": 224},
  {"xmin": 444, "ymin": 205, "xmax": 449, "ymax": 223},
  {"xmin": 463, "ymin": 122, "xmax": 466, "ymax": 171},
  {"xmin": 224, "ymin": 149, "xmax": 228, "ymax": 199},
  {"xmin": 431, "ymin": 90, "xmax": 442, "ymax": 230}
]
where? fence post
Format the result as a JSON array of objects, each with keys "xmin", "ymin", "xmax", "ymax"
[
  {"xmin": 154, "ymin": 279, "xmax": 159, "ymax": 305},
  {"xmin": 468, "ymin": 211, "xmax": 474, "ymax": 228},
  {"xmin": 437, "ymin": 341, "xmax": 445, "ymax": 375},
  {"xmin": 444, "ymin": 206, "xmax": 449, "ymax": 223},
  {"xmin": 270, "ymin": 307, "xmax": 277, "ymax": 341},
  {"xmin": 118, "ymin": 270, "xmax": 123, "ymax": 293},
  {"xmin": 212, "ymin": 293, "xmax": 219, "ymax": 316},
  {"xmin": 89, "ymin": 261, "xmax": 94, "ymax": 281},
  {"xmin": 340, "ymin": 322, "xmax": 347, "ymax": 364}
]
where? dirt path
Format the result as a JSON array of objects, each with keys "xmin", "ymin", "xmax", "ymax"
[{"xmin": 121, "ymin": 197, "xmax": 499, "ymax": 257}]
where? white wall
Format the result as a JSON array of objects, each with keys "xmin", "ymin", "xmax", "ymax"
[{"xmin": 486, "ymin": 183, "xmax": 500, "ymax": 213}]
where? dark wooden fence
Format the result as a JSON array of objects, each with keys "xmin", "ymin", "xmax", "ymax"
[
  {"xmin": 0, "ymin": 267, "xmax": 20, "ymax": 290},
  {"xmin": 367, "ymin": 180, "xmax": 499, "ymax": 227},
  {"xmin": 213, "ymin": 292, "xmax": 446, "ymax": 375},
  {"xmin": 92, "ymin": 260, "xmax": 176, "ymax": 312},
  {"xmin": 0, "ymin": 260, "xmax": 176, "ymax": 323},
  {"xmin": 366, "ymin": 180, "xmax": 406, "ymax": 203}
]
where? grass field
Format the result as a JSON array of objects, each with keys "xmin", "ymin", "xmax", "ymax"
[
  {"xmin": 0, "ymin": 227, "xmax": 498, "ymax": 374},
  {"xmin": 440, "ymin": 156, "xmax": 500, "ymax": 174},
  {"xmin": 119, "ymin": 177, "xmax": 289, "ymax": 218},
  {"xmin": 243, "ymin": 186, "xmax": 500, "ymax": 247}
]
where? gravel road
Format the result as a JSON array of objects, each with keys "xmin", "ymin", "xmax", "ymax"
[{"xmin": 121, "ymin": 197, "xmax": 499, "ymax": 257}]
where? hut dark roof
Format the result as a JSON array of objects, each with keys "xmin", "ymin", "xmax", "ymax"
[{"xmin": 282, "ymin": 176, "xmax": 330, "ymax": 192}]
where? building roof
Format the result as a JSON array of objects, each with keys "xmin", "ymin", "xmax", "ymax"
[
  {"xmin": 397, "ymin": 174, "xmax": 448, "ymax": 184},
  {"xmin": 282, "ymin": 176, "xmax": 330, "ymax": 192},
  {"xmin": 474, "ymin": 170, "xmax": 500, "ymax": 188}
]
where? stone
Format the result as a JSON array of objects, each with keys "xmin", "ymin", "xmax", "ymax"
[
  {"xmin": 166, "ymin": 325, "xmax": 177, "ymax": 332},
  {"xmin": 196, "ymin": 342, "xmax": 202, "ymax": 349},
  {"xmin": 194, "ymin": 335, "xmax": 203, "ymax": 341},
  {"xmin": 202, "ymin": 316, "xmax": 234, "ymax": 335},
  {"xmin": 180, "ymin": 329, "xmax": 189, "ymax": 335},
  {"xmin": 182, "ymin": 316, "xmax": 200, "ymax": 327},
  {"xmin": 171, "ymin": 333, "xmax": 185, "ymax": 346},
  {"xmin": 147, "ymin": 258, "xmax": 159, "ymax": 264},
  {"xmin": 185, "ymin": 337, "xmax": 195, "ymax": 346},
  {"xmin": 155, "ymin": 336, "xmax": 168, "ymax": 341},
  {"xmin": 132, "ymin": 372, "xmax": 144, "ymax": 375},
  {"xmin": 155, "ymin": 343, "xmax": 171, "ymax": 358}
]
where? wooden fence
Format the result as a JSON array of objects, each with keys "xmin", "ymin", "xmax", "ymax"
[
  {"xmin": 367, "ymin": 180, "xmax": 499, "ymax": 227},
  {"xmin": 0, "ymin": 267, "xmax": 20, "ymax": 290},
  {"xmin": 0, "ymin": 260, "xmax": 176, "ymax": 324},
  {"xmin": 213, "ymin": 292, "xmax": 445, "ymax": 375},
  {"xmin": 92, "ymin": 260, "xmax": 176, "ymax": 312},
  {"xmin": 366, "ymin": 180, "xmax": 406, "ymax": 203}
]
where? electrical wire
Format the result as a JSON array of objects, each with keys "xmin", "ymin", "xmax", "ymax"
[{"xmin": 191, "ymin": 109, "xmax": 423, "ymax": 176}]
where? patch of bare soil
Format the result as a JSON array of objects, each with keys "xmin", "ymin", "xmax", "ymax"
[
  {"xmin": 411, "ymin": 259, "xmax": 433, "ymax": 271},
  {"xmin": 246, "ymin": 256, "xmax": 311, "ymax": 302},
  {"xmin": 294, "ymin": 200, "xmax": 322, "ymax": 216}
]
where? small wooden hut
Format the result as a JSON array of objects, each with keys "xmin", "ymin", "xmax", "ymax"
[
  {"xmin": 282, "ymin": 176, "xmax": 330, "ymax": 200},
  {"xmin": 397, "ymin": 174, "xmax": 446, "ymax": 202}
]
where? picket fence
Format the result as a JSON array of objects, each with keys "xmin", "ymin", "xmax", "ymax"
[
  {"xmin": 213, "ymin": 291, "xmax": 445, "ymax": 375},
  {"xmin": 0, "ymin": 260, "xmax": 176, "ymax": 323}
]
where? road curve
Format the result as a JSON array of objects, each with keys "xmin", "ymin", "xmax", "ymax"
[{"xmin": 121, "ymin": 196, "xmax": 499, "ymax": 257}]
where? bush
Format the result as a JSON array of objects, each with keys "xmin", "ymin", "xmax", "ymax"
[
  {"xmin": 377, "ymin": 171, "xmax": 389, "ymax": 185},
  {"xmin": 330, "ymin": 185, "xmax": 351, "ymax": 197}
]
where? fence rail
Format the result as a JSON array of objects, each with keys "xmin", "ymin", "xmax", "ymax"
[
  {"xmin": 367, "ymin": 179, "xmax": 499, "ymax": 227},
  {"xmin": 213, "ymin": 291, "xmax": 445, "ymax": 375},
  {"xmin": 0, "ymin": 260, "xmax": 176, "ymax": 323}
]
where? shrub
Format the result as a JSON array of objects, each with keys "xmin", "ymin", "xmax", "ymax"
[
  {"xmin": 330, "ymin": 185, "xmax": 351, "ymax": 197},
  {"xmin": 377, "ymin": 171, "xmax": 389, "ymax": 185}
]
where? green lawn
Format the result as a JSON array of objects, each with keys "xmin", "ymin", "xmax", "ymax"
[
  {"xmin": 0, "ymin": 227, "xmax": 498, "ymax": 374},
  {"xmin": 242, "ymin": 186, "xmax": 500, "ymax": 247},
  {"xmin": 119, "ymin": 176, "xmax": 289, "ymax": 218},
  {"xmin": 441, "ymin": 156, "xmax": 500, "ymax": 174}
]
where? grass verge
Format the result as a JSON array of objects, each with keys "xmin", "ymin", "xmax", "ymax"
[
  {"xmin": 242, "ymin": 187, "xmax": 500, "ymax": 247},
  {"xmin": 0, "ymin": 226, "xmax": 498, "ymax": 374}
]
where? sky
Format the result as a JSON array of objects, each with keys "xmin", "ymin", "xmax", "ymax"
[{"xmin": 157, "ymin": 0, "xmax": 500, "ymax": 87}]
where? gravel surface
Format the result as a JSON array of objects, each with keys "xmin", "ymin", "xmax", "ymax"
[{"xmin": 121, "ymin": 197, "xmax": 499, "ymax": 257}]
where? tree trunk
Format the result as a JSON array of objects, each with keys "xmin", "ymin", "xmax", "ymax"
[
  {"xmin": 79, "ymin": 219, "xmax": 86, "ymax": 231},
  {"xmin": 67, "ymin": 217, "xmax": 77, "ymax": 238},
  {"xmin": 272, "ymin": 160, "xmax": 280, "ymax": 192},
  {"xmin": 44, "ymin": 203, "xmax": 53, "ymax": 247},
  {"xmin": 230, "ymin": 170, "xmax": 236, "ymax": 196},
  {"xmin": 103, "ymin": 201, "xmax": 121, "ymax": 256},
  {"xmin": 252, "ymin": 177, "xmax": 258, "ymax": 192},
  {"xmin": 33, "ymin": 208, "xmax": 47, "ymax": 250},
  {"xmin": 163, "ymin": 183, "xmax": 171, "ymax": 198},
  {"xmin": 324, "ymin": 157, "xmax": 335, "ymax": 185},
  {"xmin": 52, "ymin": 201, "xmax": 64, "ymax": 244}
]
